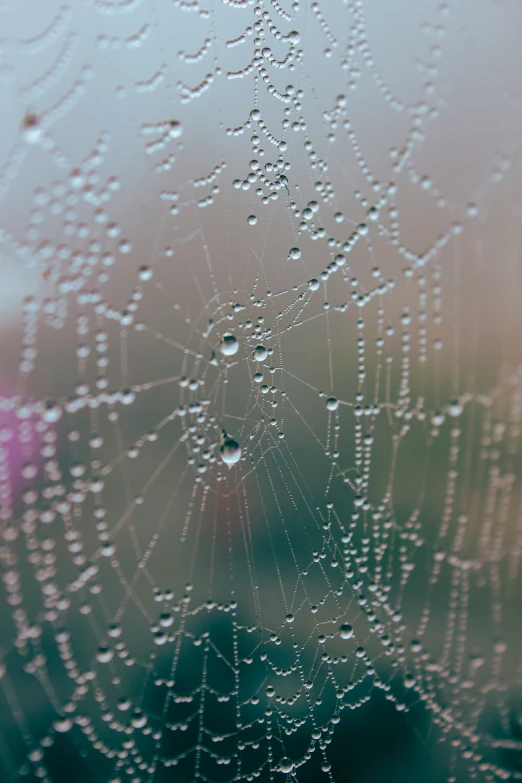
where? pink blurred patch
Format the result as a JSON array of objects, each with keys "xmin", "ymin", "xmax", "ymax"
[{"xmin": 0, "ymin": 389, "xmax": 42, "ymax": 510}]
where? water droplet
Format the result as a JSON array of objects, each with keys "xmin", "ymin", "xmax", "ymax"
[
  {"xmin": 326, "ymin": 397, "xmax": 339, "ymax": 411},
  {"xmin": 42, "ymin": 400, "xmax": 62, "ymax": 423},
  {"xmin": 248, "ymin": 215, "xmax": 257, "ymax": 225},
  {"xmin": 159, "ymin": 611, "xmax": 173, "ymax": 627},
  {"xmin": 22, "ymin": 462, "xmax": 38, "ymax": 479},
  {"xmin": 100, "ymin": 541, "xmax": 115, "ymax": 557},
  {"xmin": 53, "ymin": 717, "xmax": 73, "ymax": 733},
  {"xmin": 22, "ymin": 113, "xmax": 42, "ymax": 144},
  {"xmin": 96, "ymin": 644, "xmax": 113, "ymax": 663},
  {"xmin": 279, "ymin": 758, "xmax": 294, "ymax": 774},
  {"xmin": 339, "ymin": 623, "xmax": 353, "ymax": 639},
  {"xmin": 138, "ymin": 265, "xmax": 153, "ymax": 281},
  {"xmin": 289, "ymin": 247, "xmax": 301, "ymax": 260},
  {"xmin": 220, "ymin": 436, "xmax": 241, "ymax": 466},
  {"xmin": 131, "ymin": 710, "xmax": 147, "ymax": 728},
  {"xmin": 253, "ymin": 345, "xmax": 268, "ymax": 361},
  {"xmin": 219, "ymin": 334, "xmax": 239, "ymax": 356},
  {"xmin": 448, "ymin": 400, "xmax": 463, "ymax": 417},
  {"xmin": 169, "ymin": 120, "xmax": 183, "ymax": 138}
]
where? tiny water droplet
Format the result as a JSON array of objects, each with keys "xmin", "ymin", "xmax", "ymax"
[
  {"xmin": 138, "ymin": 265, "xmax": 153, "ymax": 281},
  {"xmin": 22, "ymin": 113, "xmax": 43, "ymax": 144},
  {"xmin": 169, "ymin": 120, "xmax": 183, "ymax": 138}
]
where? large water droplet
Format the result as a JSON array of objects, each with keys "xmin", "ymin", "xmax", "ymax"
[
  {"xmin": 339, "ymin": 623, "xmax": 353, "ymax": 639},
  {"xmin": 253, "ymin": 345, "xmax": 268, "ymax": 361},
  {"xmin": 220, "ymin": 437, "xmax": 241, "ymax": 467},
  {"xmin": 279, "ymin": 758, "xmax": 294, "ymax": 773},
  {"xmin": 219, "ymin": 334, "xmax": 239, "ymax": 356}
]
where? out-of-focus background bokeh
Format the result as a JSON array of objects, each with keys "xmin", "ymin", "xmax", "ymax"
[{"xmin": 1, "ymin": 1, "xmax": 522, "ymax": 781}]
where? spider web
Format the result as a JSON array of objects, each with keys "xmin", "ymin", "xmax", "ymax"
[{"xmin": 1, "ymin": 1, "xmax": 522, "ymax": 782}]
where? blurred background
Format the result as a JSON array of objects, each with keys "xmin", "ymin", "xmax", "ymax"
[{"xmin": 1, "ymin": 1, "xmax": 522, "ymax": 781}]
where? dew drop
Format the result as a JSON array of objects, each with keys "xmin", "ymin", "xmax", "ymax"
[
  {"xmin": 339, "ymin": 623, "xmax": 354, "ymax": 639},
  {"xmin": 169, "ymin": 120, "xmax": 183, "ymax": 138},
  {"xmin": 96, "ymin": 644, "xmax": 114, "ymax": 663},
  {"xmin": 448, "ymin": 400, "xmax": 463, "ymax": 417},
  {"xmin": 53, "ymin": 717, "xmax": 73, "ymax": 733},
  {"xmin": 22, "ymin": 113, "xmax": 43, "ymax": 144},
  {"xmin": 138, "ymin": 265, "xmax": 153, "ymax": 281},
  {"xmin": 220, "ymin": 436, "xmax": 241, "ymax": 467},
  {"xmin": 42, "ymin": 400, "xmax": 62, "ymax": 423},
  {"xmin": 326, "ymin": 397, "xmax": 339, "ymax": 411},
  {"xmin": 22, "ymin": 462, "xmax": 38, "ymax": 479},
  {"xmin": 131, "ymin": 710, "xmax": 147, "ymax": 728},
  {"xmin": 279, "ymin": 758, "xmax": 294, "ymax": 774},
  {"xmin": 219, "ymin": 334, "xmax": 239, "ymax": 356},
  {"xmin": 253, "ymin": 345, "xmax": 268, "ymax": 361},
  {"xmin": 100, "ymin": 541, "xmax": 115, "ymax": 557}
]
